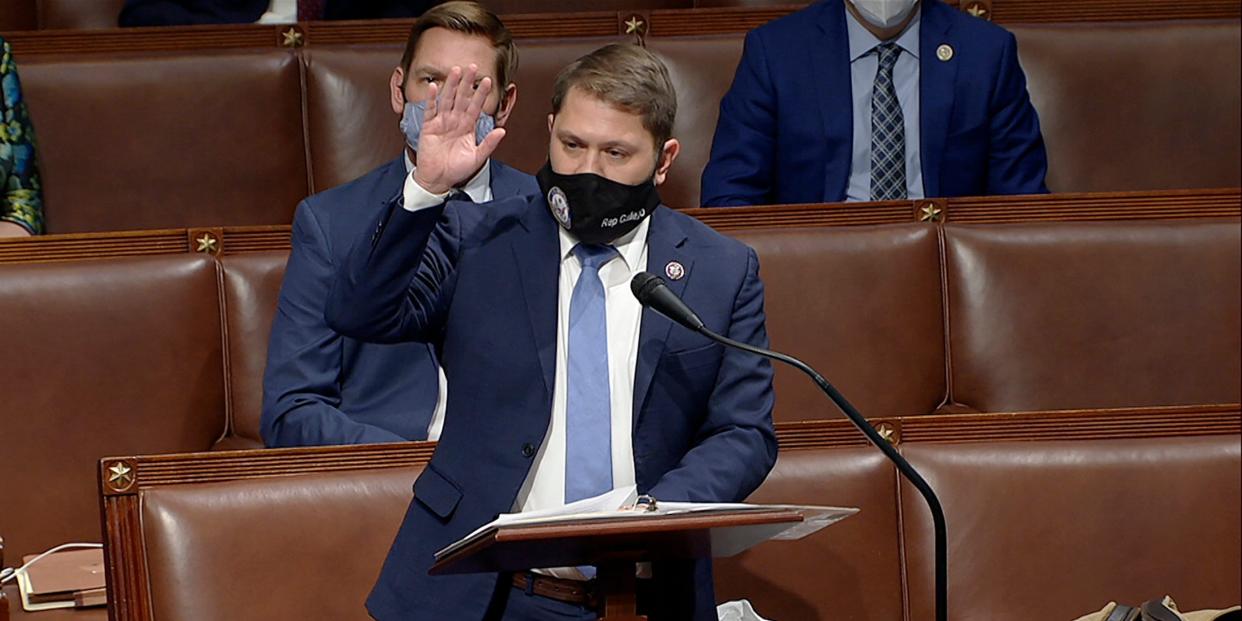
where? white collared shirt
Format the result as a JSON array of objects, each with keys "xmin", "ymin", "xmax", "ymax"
[
  {"xmin": 401, "ymin": 160, "xmax": 494, "ymax": 441},
  {"xmin": 514, "ymin": 217, "xmax": 650, "ymax": 579}
]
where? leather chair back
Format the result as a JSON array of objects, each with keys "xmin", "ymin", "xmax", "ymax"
[
  {"xmin": 141, "ymin": 466, "xmax": 418, "ymax": 621},
  {"xmin": 901, "ymin": 434, "xmax": 1242, "ymax": 620},
  {"xmin": 20, "ymin": 49, "xmax": 308, "ymax": 233},
  {"xmin": 0, "ymin": 254, "xmax": 227, "ymax": 561},
  {"xmin": 1013, "ymin": 20, "xmax": 1242, "ymax": 192},
  {"xmin": 943, "ymin": 219, "xmax": 1242, "ymax": 412},
  {"xmin": 649, "ymin": 35, "xmax": 745, "ymax": 209},
  {"xmin": 714, "ymin": 446, "xmax": 904, "ymax": 621},
  {"xmin": 734, "ymin": 223, "xmax": 948, "ymax": 421},
  {"xmin": 37, "ymin": 0, "xmax": 126, "ymax": 29},
  {"xmin": 219, "ymin": 251, "xmax": 288, "ymax": 449}
]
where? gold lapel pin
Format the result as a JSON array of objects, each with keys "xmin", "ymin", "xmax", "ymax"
[{"xmin": 936, "ymin": 44, "xmax": 954, "ymax": 62}]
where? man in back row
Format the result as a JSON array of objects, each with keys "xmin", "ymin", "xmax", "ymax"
[
  {"xmin": 702, "ymin": 0, "xmax": 1049, "ymax": 206},
  {"xmin": 262, "ymin": 1, "xmax": 538, "ymax": 447},
  {"xmin": 325, "ymin": 44, "xmax": 777, "ymax": 619}
]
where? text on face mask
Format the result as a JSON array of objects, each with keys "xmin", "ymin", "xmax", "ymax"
[{"xmin": 601, "ymin": 209, "xmax": 647, "ymax": 228}]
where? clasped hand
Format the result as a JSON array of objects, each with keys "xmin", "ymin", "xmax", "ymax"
[{"xmin": 411, "ymin": 64, "xmax": 507, "ymax": 195}]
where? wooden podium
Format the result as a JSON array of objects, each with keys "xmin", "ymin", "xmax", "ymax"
[{"xmin": 430, "ymin": 508, "xmax": 807, "ymax": 621}]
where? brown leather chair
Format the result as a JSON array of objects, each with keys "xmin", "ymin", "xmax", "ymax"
[
  {"xmin": 36, "ymin": 0, "xmax": 126, "ymax": 29},
  {"xmin": 733, "ymin": 223, "xmax": 948, "ymax": 422},
  {"xmin": 901, "ymin": 434, "xmax": 1242, "ymax": 620},
  {"xmin": 0, "ymin": 2, "xmax": 37, "ymax": 31},
  {"xmin": 95, "ymin": 409, "xmax": 1240, "ymax": 621},
  {"xmin": 140, "ymin": 466, "xmax": 417, "ymax": 621},
  {"xmin": 943, "ymin": 219, "xmax": 1242, "ymax": 412},
  {"xmin": 19, "ymin": 50, "xmax": 308, "ymax": 233},
  {"xmin": 0, "ymin": 254, "xmax": 227, "ymax": 563},
  {"xmin": 648, "ymin": 35, "xmax": 746, "ymax": 209},
  {"xmin": 714, "ymin": 446, "xmax": 905, "ymax": 621},
  {"xmin": 218, "ymin": 251, "xmax": 288, "ymax": 449},
  {"xmin": 1012, "ymin": 20, "xmax": 1242, "ymax": 193}
]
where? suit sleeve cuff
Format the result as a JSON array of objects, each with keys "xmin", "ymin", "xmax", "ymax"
[{"xmin": 402, "ymin": 172, "xmax": 450, "ymax": 212}]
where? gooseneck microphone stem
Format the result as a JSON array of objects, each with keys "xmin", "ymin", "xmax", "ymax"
[
  {"xmin": 696, "ymin": 328, "xmax": 948, "ymax": 621},
  {"xmin": 629, "ymin": 271, "xmax": 946, "ymax": 621}
]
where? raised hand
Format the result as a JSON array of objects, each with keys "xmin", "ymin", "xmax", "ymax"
[{"xmin": 411, "ymin": 64, "xmax": 507, "ymax": 195}]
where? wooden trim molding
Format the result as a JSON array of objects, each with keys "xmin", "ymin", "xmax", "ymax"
[
  {"xmin": 7, "ymin": 4, "xmax": 1240, "ymax": 56},
  {"xmin": 1, "ymin": 188, "xmax": 1237, "ymax": 266},
  {"xmin": 685, "ymin": 187, "xmax": 1242, "ymax": 231}
]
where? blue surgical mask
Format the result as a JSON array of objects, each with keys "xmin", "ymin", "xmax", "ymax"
[{"xmin": 399, "ymin": 98, "xmax": 496, "ymax": 153}]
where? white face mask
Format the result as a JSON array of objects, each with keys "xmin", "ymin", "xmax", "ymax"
[{"xmin": 850, "ymin": 0, "xmax": 919, "ymax": 30}]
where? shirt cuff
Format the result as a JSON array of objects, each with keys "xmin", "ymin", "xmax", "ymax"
[{"xmin": 402, "ymin": 172, "xmax": 450, "ymax": 212}]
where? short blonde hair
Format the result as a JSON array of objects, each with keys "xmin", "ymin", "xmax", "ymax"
[
  {"xmin": 399, "ymin": 1, "xmax": 518, "ymax": 90},
  {"xmin": 551, "ymin": 44, "xmax": 677, "ymax": 148}
]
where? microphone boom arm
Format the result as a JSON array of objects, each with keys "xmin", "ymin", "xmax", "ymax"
[{"xmin": 695, "ymin": 327, "xmax": 948, "ymax": 621}]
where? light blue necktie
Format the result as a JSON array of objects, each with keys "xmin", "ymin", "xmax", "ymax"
[
  {"xmin": 871, "ymin": 42, "xmax": 907, "ymax": 201},
  {"xmin": 565, "ymin": 243, "xmax": 618, "ymax": 505}
]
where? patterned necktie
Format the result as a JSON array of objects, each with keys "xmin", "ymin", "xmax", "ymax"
[
  {"xmin": 870, "ymin": 42, "xmax": 907, "ymax": 201},
  {"xmin": 297, "ymin": 0, "xmax": 325, "ymax": 21},
  {"xmin": 447, "ymin": 189, "xmax": 473, "ymax": 203},
  {"xmin": 565, "ymin": 243, "xmax": 618, "ymax": 504}
]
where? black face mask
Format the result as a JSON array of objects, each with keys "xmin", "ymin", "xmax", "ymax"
[{"xmin": 536, "ymin": 161, "xmax": 662, "ymax": 245}]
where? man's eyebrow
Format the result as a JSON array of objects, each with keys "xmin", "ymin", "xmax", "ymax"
[
  {"xmin": 554, "ymin": 130, "xmax": 640, "ymax": 151},
  {"xmin": 411, "ymin": 65, "xmax": 446, "ymax": 77}
]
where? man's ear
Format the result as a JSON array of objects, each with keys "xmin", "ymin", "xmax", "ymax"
[
  {"xmin": 653, "ymin": 138, "xmax": 681, "ymax": 186},
  {"xmin": 494, "ymin": 83, "xmax": 518, "ymax": 127},
  {"xmin": 389, "ymin": 67, "xmax": 406, "ymax": 116},
  {"xmin": 547, "ymin": 113, "xmax": 555, "ymax": 134}
]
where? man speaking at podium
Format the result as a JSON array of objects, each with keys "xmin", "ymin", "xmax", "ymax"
[{"xmin": 326, "ymin": 44, "xmax": 777, "ymax": 620}]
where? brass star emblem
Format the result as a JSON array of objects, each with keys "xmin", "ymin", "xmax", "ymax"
[
  {"xmin": 875, "ymin": 423, "xmax": 897, "ymax": 444},
  {"xmin": 107, "ymin": 462, "xmax": 135, "ymax": 491},
  {"xmin": 965, "ymin": 3, "xmax": 989, "ymax": 18},
  {"xmin": 281, "ymin": 27, "xmax": 304, "ymax": 48},
  {"xmin": 918, "ymin": 203, "xmax": 943, "ymax": 222},
  {"xmin": 624, "ymin": 16, "xmax": 646, "ymax": 35},
  {"xmin": 195, "ymin": 233, "xmax": 219, "ymax": 254}
]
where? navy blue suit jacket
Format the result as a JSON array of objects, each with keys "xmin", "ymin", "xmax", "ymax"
[
  {"xmin": 261, "ymin": 157, "xmax": 537, "ymax": 447},
  {"xmin": 700, "ymin": 0, "xmax": 1049, "ymax": 206},
  {"xmin": 325, "ymin": 195, "xmax": 778, "ymax": 620}
]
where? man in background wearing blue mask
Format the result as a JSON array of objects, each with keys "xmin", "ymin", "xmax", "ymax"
[
  {"xmin": 261, "ymin": 1, "xmax": 538, "ymax": 448},
  {"xmin": 700, "ymin": 0, "xmax": 1049, "ymax": 207}
]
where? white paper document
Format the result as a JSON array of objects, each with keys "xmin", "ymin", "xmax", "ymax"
[{"xmin": 435, "ymin": 485, "xmax": 857, "ymax": 560}]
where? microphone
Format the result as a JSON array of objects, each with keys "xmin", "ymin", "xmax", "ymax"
[
  {"xmin": 630, "ymin": 271, "xmax": 705, "ymax": 331},
  {"xmin": 630, "ymin": 271, "xmax": 949, "ymax": 621}
]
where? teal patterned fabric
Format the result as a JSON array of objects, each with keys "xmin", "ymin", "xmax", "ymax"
[{"xmin": 0, "ymin": 37, "xmax": 43, "ymax": 234}]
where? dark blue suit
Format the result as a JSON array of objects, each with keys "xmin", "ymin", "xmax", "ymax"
[
  {"xmin": 325, "ymin": 194, "xmax": 778, "ymax": 620},
  {"xmin": 700, "ymin": 0, "xmax": 1049, "ymax": 206},
  {"xmin": 261, "ymin": 158, "xmax": 537, "ymax": 447}
]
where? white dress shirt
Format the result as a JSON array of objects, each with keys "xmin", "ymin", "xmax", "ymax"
[
  {"xmin": 401, "ymin": 160, "xmax": 494, "ymax": 442},
  {"xmin": 257, "ymin": 0, "xmax": 296, "ymax": 23}
]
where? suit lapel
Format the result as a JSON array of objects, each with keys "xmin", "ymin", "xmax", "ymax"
[
  {"xmin": 632, "ymin": 208, "xmax": 692, "ymax": 428},
  {"xmin": 510, "ymin": 197, "xmax": 560, "ymax": 397},
  {"xmin": 811, "ymin": 0, "xmax": 855, "ymax": 202},
  {"xmin": 919, "ymin": 1, "xmax": 958, "ymax": 199}
]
